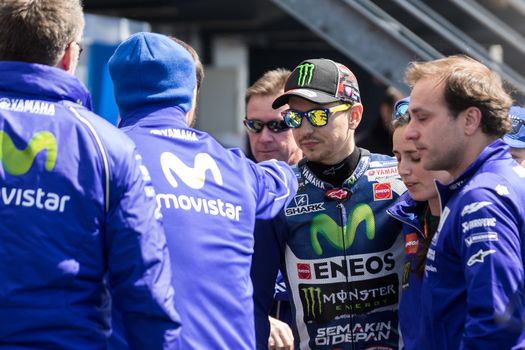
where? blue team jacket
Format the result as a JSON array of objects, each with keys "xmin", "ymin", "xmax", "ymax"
[
  {"xmin": 0, "ymin": 62, "xmax": 180, "ymax": 349},
  {"xmin": 421, "ymin": 139, "xmax": 525, "ymax": 349},
  {"xmin": 387, "ymin": 192, "xmax": 431, "ymax": 350},
  {"xmin": 116, "ymin": 106, "xmax": 298, "ymax": 349}
]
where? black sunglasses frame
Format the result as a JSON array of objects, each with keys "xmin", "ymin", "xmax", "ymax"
[{"xmin": 243, "ymin": 119, "xmax": 289, "ymax": 134}]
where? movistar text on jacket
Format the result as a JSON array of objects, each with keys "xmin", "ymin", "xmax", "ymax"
[{"xmin": 156, "ymin": 192, "xmax": 242, "ymax": 221}]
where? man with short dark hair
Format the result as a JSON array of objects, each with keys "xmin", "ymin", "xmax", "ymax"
[
  {"xmin": 0, "ymin": 1, "xmax": 181, "ymax": 349},
  {"xmin": 404, "ymin": 54, "xmax": 525, "ymax": 349},
  {"xmin": 252, "ymin": 58, "xmax": 405, "ymax": 350}
]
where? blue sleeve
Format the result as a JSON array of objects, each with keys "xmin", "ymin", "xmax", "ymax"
[
  {"xmin": 105, "ymin": 148, "xmax": 181, "ymax": 350},
  {"xmin": 251, "ymin": 160, "xmax": 298, "ymax": 220},
  {"xmin": 458, "ymin": 189, "xmax": 524, "ymax": 349},
  {"xmin": 251, "ymin": 215, "xmax": 286, "ymax": 349}
]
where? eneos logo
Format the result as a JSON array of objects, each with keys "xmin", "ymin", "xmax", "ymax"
[{"xmin": 373, "ymin": 183, "xmax": 392, "ymax": 201}]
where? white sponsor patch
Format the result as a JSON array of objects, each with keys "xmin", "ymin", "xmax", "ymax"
[
  {"xmin": 462, "ymin": 217, "xmax": 497, "ymax": 233},
  {"xmin": 495, "ymin": 184, "xmax": 510, "ymax": 196},
  {"xmin": 467, "ymin": 249, "xmax": 496, "ymax": 266},
  {"xmin": 461, "ymin": 201, "xmax": 492, "ymax": 217},
  {"xmin": 366, "ymin": 166, "xmax": 399, "ymax": 181},
  {"xmin": 464, "ymin": 232, "xmax": 498, "ymax": 247}
]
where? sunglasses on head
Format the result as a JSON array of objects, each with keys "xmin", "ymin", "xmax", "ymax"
[
  {"xmin": 243, "ymin": 119, "xmax": 290, "ymax": 133},
  {"xmin": 393, "ymin": 100, "xmax": 409, "ymax": 120},
  {"xmin": 509, "ymin": 117, "xmax": 525, "ymax": 135},
  {"xmin": 281, "ymin": 104, "xmax": 352, "ymax": 128}
]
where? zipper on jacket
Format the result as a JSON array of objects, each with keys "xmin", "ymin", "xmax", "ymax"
[{"xmin": 336, "ymin": 201, "xmax": 357, "ymax": 350}]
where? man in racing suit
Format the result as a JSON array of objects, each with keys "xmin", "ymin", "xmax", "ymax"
[
  {"xmin": 252, "ymin": 58, "xmax": 406, "ymax": 349},
  {"xmin": 404, "ymin": 55, "xmax": 525, "ymax": 349},
  {"xmin": 0, "ymin": 1, "xmax": 180, "ymax": 349},
  {"xmin": 108, "ymin": 32, "xmax": 298, "ymax": 350}
]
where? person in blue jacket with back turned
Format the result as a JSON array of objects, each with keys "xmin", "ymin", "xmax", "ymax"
[
  {"xmin": 404, "ymin": 55, "xmax": 525, "ymax": 349},
  {"xmin": 108, "ymin": 32, "xmax": 298, "ymax": 350},
  {"xmin": 0, "ymin": 1, "xmax": 181, "ymax": 349}
]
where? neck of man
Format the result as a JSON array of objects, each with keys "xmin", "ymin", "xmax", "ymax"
[
  {"xmin": 449, "ymin": 133, "xmax": 497, "ymax": 179},
  {"xmin": 307, "ymin": 147, "xmax": 361, "ymax": 187}
]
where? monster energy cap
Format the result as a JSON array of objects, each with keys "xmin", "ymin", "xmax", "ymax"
[{"xmin": 272, "ymin": 58, "xmax": 361, "ymax": 109}]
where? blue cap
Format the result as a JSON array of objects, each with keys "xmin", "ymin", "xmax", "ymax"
[
  {"xmin": 503, "ymin": 106, "xmax": 525, "ymax": 149},
  {"xmin": 393, "ymin": 97, "xmax": 410, "ymax": 120},
  {"xmin": 108, "ymin": 32, "xmax": 196, "ymax": 118}
]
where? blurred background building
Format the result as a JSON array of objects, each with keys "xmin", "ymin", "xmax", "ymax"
[{"xmin": 81, "ymin": 0, "xmax": 525, "ymax": 153}]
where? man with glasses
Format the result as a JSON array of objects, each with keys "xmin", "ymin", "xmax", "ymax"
[
  {"xmin": 244, "ymin": 68, "xmax": 302, "ymax": 350},
  {"xmin": 0, "ymin": 1, "xmax": 181, "ymax": 349},
  {"xmin": 252, "ymin": 58, "xmax": 405, "ymax": 349},
  {"xmin": 504, "ymin": 106, "xmax": 525, "ymax": 167},
  {"xmin": 404, "ymin": 55, "xmax": 525, "ymax": 349}
]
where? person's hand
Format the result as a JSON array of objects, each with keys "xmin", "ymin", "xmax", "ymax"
[{"xmin": 268, "ymin": 316, "xmax": 294, "ymax": 350}]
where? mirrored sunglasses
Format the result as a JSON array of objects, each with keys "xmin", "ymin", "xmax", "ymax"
[
  {"xmin": 393, "ymin": 100, "xmax": 409, "ymax": 120},
  {"xmin": 243, "ymin": 119, "xmax": 289, "ymax": 133},
  {"xmin": 509, "ymin": 117, "xmax": 525, "ymax": 135},
  {"xmin": 282, "ymin": 104, "xmax": 351, "ymax": 128}
]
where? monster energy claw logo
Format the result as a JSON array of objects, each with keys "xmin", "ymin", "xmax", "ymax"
[
  {"xmin": 302, "ymin": 286, "xmax": 322, "ymax": 318},
  {"xmin": 311, "ymin": 204, "xmax": 375, "ymax": 255},
  {"xmin": 0, "ymin": 131, "xmax": 57, "ymax": 175},
  {"xmin": 297, "ymin": 63, "xmax": 315, "ymax": 86}
]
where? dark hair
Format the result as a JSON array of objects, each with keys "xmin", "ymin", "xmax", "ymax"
[
  {"xmin": 0, "ymin": 0, "xmax": 84, "ymax": 65},
  {"xmin": 405, "ymin": 55, "xmax": 512, "ymax": 137}
]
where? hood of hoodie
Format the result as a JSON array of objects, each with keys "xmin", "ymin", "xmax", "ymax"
[{"xmin": 108, "ymin": 32, "xmax": 196, "ymax": 119}]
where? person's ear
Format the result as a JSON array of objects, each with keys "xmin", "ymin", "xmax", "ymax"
[
  {"xmin": 348, "ymin": 103, "xmax": 363, "ymax": 130},
  {"xmin": 463, "ymin": 106, "xmax": 482, "ymax": 136},
  {"xmin": 57, "ymin": 42, "xmax": 74, "ymax": 73}
]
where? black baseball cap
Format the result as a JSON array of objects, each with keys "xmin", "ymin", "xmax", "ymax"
[{"xmin": 272, "ymin": 58, "xmax": 361, "ymax": 109}]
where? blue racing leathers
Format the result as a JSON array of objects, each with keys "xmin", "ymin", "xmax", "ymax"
[
  {"xmin": 252, "ymin": 151, "xmax": 406, "ymax": 349},
  {"xmin": 0, "ymin": 62, "xmax": 180, "ymax": 349},
  {"xmin": 117, "ymin": 106, "xmax": 298, "ymax": 350},
  {"xmin": 421, "ymin": 139, "xmax": 525, "ymax": 349},
  {"xmin": 387, "ymin": 192, "xmax": 431, "ymax": 350}
]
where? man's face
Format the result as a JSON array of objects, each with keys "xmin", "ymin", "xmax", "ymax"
[
  {"xmin": 246, "ymin": 93, "xmax": 302, "ymax": 164},
  {"xmin": 405, "ymin": 77, "xmax": 466, "ymax": 176},
  {"xmin": 510, "ymin": 147, "xmax": 525, "ymax": 168},
  {"xmin": 288, "ymin": 96, "xmax": 355, "ymax": 165}
]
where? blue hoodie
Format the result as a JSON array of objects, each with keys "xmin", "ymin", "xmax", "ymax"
[
  {"xmin": 0, "ymin": 61, "xmax": 180, "ymax": 349},
  {"xmin": 108, "ymin": 32, "xmax": 298, "ymax": 350},
  {"xmin": 422, "ymin": 139, "xmax": 525, "ymax": 349}
]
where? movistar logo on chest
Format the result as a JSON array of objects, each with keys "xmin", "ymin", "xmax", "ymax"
[
  {"xmin": 0, "ymin": 97, "xmax": 55, "ymax": 116},
  {"xmin": 310, "ymin": 204, "xmax": 375, "ymax": 255},
  {"xmin": 0, "ymin": 131, "xmax": 70, "ymax": 213},
  {"xmin": 297, "ymin": 63, "xmax": 315, "ymax": 86},
  {"xmin": 285, "ymin": 193, "xmax": 325, "ymax": 216},
  {"xmin": 157, "ymin": 152, "xmax": 242, "ymax": 221}
]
